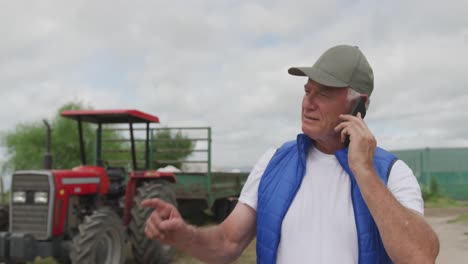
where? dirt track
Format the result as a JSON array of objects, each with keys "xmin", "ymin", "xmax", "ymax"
[{"xmin": 425, "ymin": 208, "xmax": 468, "ymax": 264}]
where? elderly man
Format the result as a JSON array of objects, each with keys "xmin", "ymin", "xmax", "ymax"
[{"xmin": 142, "ymin": 45, "xmax": 439, "ymax": 263}]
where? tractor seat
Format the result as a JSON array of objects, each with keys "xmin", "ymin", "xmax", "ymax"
[{"xmin": 106, "ymin": 166, "xmax": 126, "ymax": 182}]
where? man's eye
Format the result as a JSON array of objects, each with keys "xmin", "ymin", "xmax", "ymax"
[{"xmin": 319, "ymin": 92, "xmax": 328, "ymax": 97}]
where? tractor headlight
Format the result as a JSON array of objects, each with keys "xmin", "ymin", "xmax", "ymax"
[
  {"xmin": 34, "ymin": 192, "xmax": 49, "ymax": 204},
  {"xmin": 13, "ymin": 191, "xmax": 26, "ymax": 203}
]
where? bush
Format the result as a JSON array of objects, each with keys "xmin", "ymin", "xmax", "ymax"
[
  {"xmin": 421, "ymin": 176, "xmax": 441, "ymax": 202},
  {"xmin": 1, "ymin": 191, "xmax": 8, "ymax": 204},
  {"xmin": 420, "ymin": 177, "xmax": 462, "ymax": 208}
]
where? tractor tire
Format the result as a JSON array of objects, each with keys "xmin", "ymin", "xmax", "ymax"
[
  {"xmin": 129, "ymin": 181, "xmax": 177, "ymax": 264},
  {"xmin": 70, "ymin": 208, "xmax": 126, "ymax": 264}
]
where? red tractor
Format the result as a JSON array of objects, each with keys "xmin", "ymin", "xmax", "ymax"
[{"xmin": 0, "ymin": 109, "xmax": 178, "ymax": 263}]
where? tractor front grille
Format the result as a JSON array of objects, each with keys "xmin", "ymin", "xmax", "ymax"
[{"xmin": 11, "ymin": 172, "xmax": 53, "ymax": 240}]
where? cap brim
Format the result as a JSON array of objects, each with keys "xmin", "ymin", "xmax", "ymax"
[{"xmin": 288, "ymin": 66, "xmax": 348, "ymax": 88}]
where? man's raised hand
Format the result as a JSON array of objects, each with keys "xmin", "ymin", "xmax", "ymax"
[{"xmin": 142, "ymin": 198, "xmax": 195, "ymax": 246}]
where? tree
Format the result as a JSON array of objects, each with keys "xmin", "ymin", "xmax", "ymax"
[
  {"xmin": 2, "ymin": 121, "xmax": 47, "ymax": 172},
  {"xmin": 152, "ymin": 129, "xmax": 194, "ymax": 169},
  {"xmin": 49, "ymin": 102, "xmax": 96, "ymax": 169}
]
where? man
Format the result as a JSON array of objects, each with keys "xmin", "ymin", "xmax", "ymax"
[{"xmin": 143, "ymin": 45, "xmax": 440, "ymax": 263}]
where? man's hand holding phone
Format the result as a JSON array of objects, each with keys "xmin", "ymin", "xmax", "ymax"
[{"xmin": 334, "ymin": 97, "xmax": 376, "ymax": 179}]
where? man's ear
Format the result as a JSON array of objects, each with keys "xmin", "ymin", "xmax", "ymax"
[{"xmin": 363, "ymin": 94, "xmax": 369, "ymax": 104}]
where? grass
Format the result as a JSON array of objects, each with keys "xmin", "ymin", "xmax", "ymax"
[
  {"xmin": 173, "ymin": 239, "xmax": 256, "ymax": 264},
  {"xmin": 447, "ymin": 213, "xmax": 468, "ymax": 225},
  {"xmin": 31, "ymin": 257, "xmax": 57, "ymax": 264},
  {"xmin": 421, "ymin": 177, "xmax": 468, "ymax": 209},
  {"xmin": 172, "ymin": 217, "xmax": 256, "ymax": 264},
  {"xmin": 424, "ymin": 197, "xmax": 464, "ymax": 208},
  {"xmin": 233, "ymin": 239, "xmax": 256, "ymax": 264},
  {"xmin": 30, "ymin": 234, "xmax": 257, "ymax": 264}
]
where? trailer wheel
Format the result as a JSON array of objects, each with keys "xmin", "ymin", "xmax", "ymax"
[
  {"xmin": 129, "ymin": 181, "xmax": 177, "ymax": 264},
  {"xmin": 213, "ymin": 199, "xmax": 231, "ymax": 222},
  {"xmin": 70, "ymin": 208, "xmax": 126, "ymax": 264},
  {"xmin": 213, "ymin": 198, "xmax": 238, "ymax": 222},
  {"xmin": 178, "ymin": 199, "xmax": 207, "ymax": 226}
]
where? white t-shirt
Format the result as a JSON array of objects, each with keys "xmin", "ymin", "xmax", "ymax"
[{"xmin": 239, "ymin": 145, "xmax": 424, "ymax": 264}]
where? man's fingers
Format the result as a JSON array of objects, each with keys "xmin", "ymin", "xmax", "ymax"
[
  {"xmin": 335, "ymin": 121, "xmax": 359, "ymax": 135},
  {"xmin": 141, "ymin": 199, "xmax": 184, "ymax": 242},
  {"xmin": 149, "ymin": 210, "xmax": 163, "ymax": 226},
  {"xmin": 339, "ymin": 114, "xmax": 367, "ymax": 129},
  {"xmin": 141, "ymin": 198, "xmax": 175, "ymax": 218},
  {"xmin": 146, "ymin": 211, "xmax": 169, "ymax": 240},
  {"xmin": 334, "ymin": 121, "xmax": 350, "ymax": 132},
  {"xmin": 337, "ymin": 114, "xmax": 368, "ymax": 143},
  {"xmin": 339, "ymin": 114, "xmax": 358, "ymax": 121},
  {"xmin": 338, "ymin": 122, "xmax": 366, "ymax": 144},
  {"xmin": 339, "ymin": 114, "xmax": 364, "ymax": 125},
  {"xmin": 141, "ymin": 198, "xmax": 169, "ymax": 209},
  {"xmin": 341, "ymin": 127, "xmax": 349, "ymax": 143},
  {"xmin": 146, "ymin": 225, "xmax": 165, "ymax": 240},
  {"xmin": 146, "ymin": 218, "xmax": 164, "ymax": 240},
  {"xmin": 146, "ymin": 219, "xmax": 180, "ymax": 241},
  {"xmin": 159, "ymin": 218, "xmax": 182, "ymax": 232}
]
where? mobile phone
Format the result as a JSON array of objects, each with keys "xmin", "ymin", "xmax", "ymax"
[{"xmin": 344, "ymin": 97, "xmax": 367, "ymax": 148}]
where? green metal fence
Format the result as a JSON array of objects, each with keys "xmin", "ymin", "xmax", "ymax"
[{"xmin": 392, "ymin": 148, "xmax": 468, "ymax": 200}]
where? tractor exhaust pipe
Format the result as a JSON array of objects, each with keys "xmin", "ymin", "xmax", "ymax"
[{"xmin": 43, "ymin": 119, "xmax": 53, "ymax": 170}]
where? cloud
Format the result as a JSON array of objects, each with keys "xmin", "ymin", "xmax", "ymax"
[{"xmin": 1, "ymin": 0, "xmax": 467, "ymax": 170}]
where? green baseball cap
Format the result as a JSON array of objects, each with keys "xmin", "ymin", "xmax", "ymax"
[{"xmin": 288, "ymin": 45, "xmax": 374, "ymax": 96}]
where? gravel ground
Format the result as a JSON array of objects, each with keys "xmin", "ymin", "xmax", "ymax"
[{"xmin": 425, "ymin": 208, "xmax": 468, "ymax": 264}]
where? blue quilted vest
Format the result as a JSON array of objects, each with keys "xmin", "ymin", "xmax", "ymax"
[{"xmin": 256, "ymin": 134, "xmax": 397, "ymax": 264}]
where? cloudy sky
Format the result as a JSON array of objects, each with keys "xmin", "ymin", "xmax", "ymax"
[{"xmin": 1, "ymin": 0, "xmax": 468, "ymax": 171}]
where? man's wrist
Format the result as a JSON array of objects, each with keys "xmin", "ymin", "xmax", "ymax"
[
  {"xmin": 350, "ymin": 162, "xmax": 374, "ymax": 177},
  {"xmin": 351, "ymin": 166, "xmax": 377, "ymax": 183},
  {"xmin": 177, "ymin": 224, "xmax": 197, "ymax": 250},
  {"xmin": 352, "ymin": 167, "xmax": 390, "ymax": 201},
  {"xmin": 187, "ymin": 224, "xmax": 198, "ymax": 245}
]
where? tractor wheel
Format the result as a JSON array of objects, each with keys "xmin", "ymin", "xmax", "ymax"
[
  {"xmin": 129, "ymin": 181, "xmax": 177, "ymax": 264},
  {"xmin": 70, "ymin": 208, "xmax": 126, "ymax": 264}
]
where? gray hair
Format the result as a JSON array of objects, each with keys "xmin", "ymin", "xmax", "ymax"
[{"xmin": 347, "ymin": 88, "xmax": 370, "ymax": 109}]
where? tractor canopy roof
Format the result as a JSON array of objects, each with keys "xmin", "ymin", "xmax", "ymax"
[{"xmin": 61, "ymin": 109, "xmax": 159, "ymax": 124}]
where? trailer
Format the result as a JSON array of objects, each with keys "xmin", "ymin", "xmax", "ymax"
[{"xmin": 108, "ymin": 126, "xmax": 249, "ymax": 224}]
